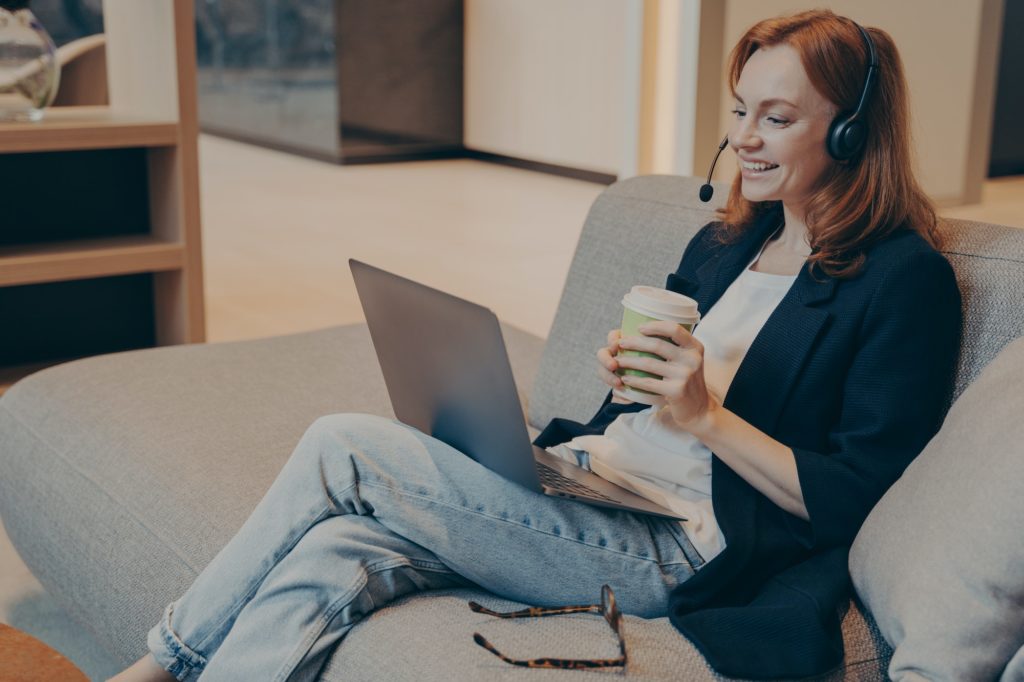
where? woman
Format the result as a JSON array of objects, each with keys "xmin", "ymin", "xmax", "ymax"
[{"xmin": 113, "ymin": 9, "xmax": 960, "ymax": 681}]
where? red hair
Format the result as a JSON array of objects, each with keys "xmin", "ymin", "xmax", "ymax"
[{"xmin": 716, "ymin": 9, "xmax": 939, "ymax": 278}]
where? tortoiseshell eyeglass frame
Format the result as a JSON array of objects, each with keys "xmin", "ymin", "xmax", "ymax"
[{"xmin": 468, "ymin": 584, "xmax": 627, "ymax": 670}]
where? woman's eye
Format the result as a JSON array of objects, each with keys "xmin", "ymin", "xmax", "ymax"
[
  {"xmin": 730, "ymin": 109, "xmax": 746, "ymax": 118},
  {"xmin": 767, "ymin": 116, "xmax": 788, "ymax": 126}
]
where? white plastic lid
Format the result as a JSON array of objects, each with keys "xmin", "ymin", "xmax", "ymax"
[{"xmin": 622, "ymin": 285, "xmax": 700, "ymax": 323}]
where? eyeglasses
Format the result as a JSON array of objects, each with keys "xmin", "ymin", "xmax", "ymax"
[{"xmin": 468, "ymin": 584, "xmax": 627, "ymax": 670}]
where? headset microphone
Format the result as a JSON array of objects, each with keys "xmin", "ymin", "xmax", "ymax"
[{"xmin": 699, "ymin": 136, "xmax": 729, "ymax": 202}]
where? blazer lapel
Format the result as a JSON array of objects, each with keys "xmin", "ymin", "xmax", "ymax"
[
  {"xmin": 675, "ymin": 205, "xmax": 836, "ymax": 435},
  {"xmin": 697, "ymin": 244, "xmax": 796, "ymax": 589},
  {"xmin": 690, "ymin": 210, "xmax": 782, "ymax": 317},
  {"xmin": 702, "ymin": 270, "xmax": 835, "ymax": 582},
  {"xmin": 724, "ymin": 266, "xmax": 836, "ymax": 434}
]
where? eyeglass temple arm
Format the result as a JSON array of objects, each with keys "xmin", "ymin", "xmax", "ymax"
[
  {"xmin": 472, "ymin": 633, "xmax": 626, "ymax": 669},
  {"xmin": 468, "ymin": 601, "xmax": 600, "ymax": 619}
]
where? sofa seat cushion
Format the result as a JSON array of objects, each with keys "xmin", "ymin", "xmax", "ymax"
[{"xmin": 332, "ymin": 589, "xmax": 890, "ymax": 681}]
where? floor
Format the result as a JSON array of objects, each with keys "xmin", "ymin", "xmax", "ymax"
[
  {"xmin": 199, "ymin": 135, "xmax": 604, "ymax": 344},
  {"xmin": 1, "ymin": 136, "xmax": 1021, "ymax": 679},
  {"xmin": 939, "ymin": 175, "xmax": 1024, "ymax": 228}
]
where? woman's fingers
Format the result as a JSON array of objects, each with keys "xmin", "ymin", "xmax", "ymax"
[
  {"xmin": 598, "ymin": 330, "xmax": 622, "ymax": 371},
  {"xmin": 618, "ymin": 353, "xmax": 699, "ymax": 378},
  {"xmin": 618, "ymin": 335, "xmax": 685, "ymax": 365},
  {"xmin": 617, "ymin": 321, "xmax": 703, "ymax": 379},
  {"xmin": 632, "ymin": 320, "xmax": 701, "ymax": 350},
  {"xmin": 596, "ymin": 329, "xmax": 624, "ymax": 388},
  {"xmin": 615, "ymin": 322, "xmax": 711, "ymax": 419},
  {"xmin": 620, "ymin": 327, "xmax": 702, "ymax": 358},
  {"xmin": 595, "ymin": 352, "xmax": 623, "ymax": 387},
  {"xmin": 619, "ymin": 373, "xmax": 676, "ymax": 396},
  {"xmin": 597, "ymin": 345, "xmax": 617, "ymax": 370},
  {"xmin": 606, "ymin": 329, "xmax": 622, "ymax": 358},
  {"xmin": 597, "ymin": 364, "xmax": 624, "ymax": 388}
]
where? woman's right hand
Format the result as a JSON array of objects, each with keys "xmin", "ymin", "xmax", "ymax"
[{"xmin": 597, "ymin": 329, "xmax": 634, "ymax": 403}]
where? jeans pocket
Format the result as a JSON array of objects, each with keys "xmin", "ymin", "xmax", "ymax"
[{"xmin": 646, "ymin": 516, "xmax": 705, "ymax": 574}]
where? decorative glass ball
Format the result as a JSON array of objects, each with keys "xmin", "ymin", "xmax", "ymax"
[{"xmin": 0, "ymin": 4, "xmax": 60, "ymax": 121}]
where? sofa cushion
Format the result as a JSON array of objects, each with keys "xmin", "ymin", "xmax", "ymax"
[{"xmin": 850, "ymin": 336, "xmax": 1024, "ymax": 680}]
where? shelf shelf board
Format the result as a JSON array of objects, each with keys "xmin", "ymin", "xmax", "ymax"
[
  {"xmin": 0, "ymin": 235, "xmax": 186, "ymax": 287},
  {"xmin": 0, "ymin": 106, "xmax": 179, "ymax": 153}
]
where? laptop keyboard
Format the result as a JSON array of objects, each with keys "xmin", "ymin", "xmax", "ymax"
[{"xmin": 536, "ymin": 462, "xmax": 617, "ymax": 502}]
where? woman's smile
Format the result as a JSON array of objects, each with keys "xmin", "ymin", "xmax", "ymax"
[{"xmin": 739, "ymin": 159, "xmax": 781, "ymax": 177}]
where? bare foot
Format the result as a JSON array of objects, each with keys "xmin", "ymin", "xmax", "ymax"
[{"xmin": 107, "ymin": 653, "xmax": 177, "ymax": 682}]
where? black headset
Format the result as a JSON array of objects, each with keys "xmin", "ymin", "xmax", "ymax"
[
  {"xmin": 700, "ymin": 19, "xmax": 879, "ymax": 202},
  {"xmin": 827, "ymin": 21, "xmax": 879, "ymax": 161}
]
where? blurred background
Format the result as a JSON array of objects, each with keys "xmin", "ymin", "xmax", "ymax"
[
  {"xmin": 32, "ymin": 0, "xmax": 1022, "ymax": 193},
  {"xmin": 18, "ymin": 0, "xmax": 1020, "ymax": 342}
]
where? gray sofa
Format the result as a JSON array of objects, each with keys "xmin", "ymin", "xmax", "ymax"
[{"xmin": 1, "ymin": 175, "xmax": 1022, "ymax": 680}]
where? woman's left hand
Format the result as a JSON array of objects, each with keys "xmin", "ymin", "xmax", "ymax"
[{"xmin": 617, "ymin": 320, "xmax": 719, "ymax": 433}]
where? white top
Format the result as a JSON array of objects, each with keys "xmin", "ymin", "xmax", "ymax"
[{"xmin": 547, "ymin": 251, "xmax": 798, "ymax": 563}]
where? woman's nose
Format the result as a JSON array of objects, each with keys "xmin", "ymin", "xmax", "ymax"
[{"xmin": 730, "ymin": 118, "xmax": 761, "ymax": 151}]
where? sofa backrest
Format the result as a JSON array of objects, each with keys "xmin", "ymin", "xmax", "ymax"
[{"xmin": 527, "ymin": 174, "xmax": 1024, "ymax": 430}]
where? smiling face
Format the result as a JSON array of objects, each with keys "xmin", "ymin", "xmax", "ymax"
[{"xmin": 729, "ymin": 44, "xmax": 837, "ymax": 218}]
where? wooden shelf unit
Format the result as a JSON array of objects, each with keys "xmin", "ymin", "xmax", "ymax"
[
  {"xmin": 0, "ymin": 106, "xmax": 179, "ymax": 153},
  {"xmin": 0, "ymin": 236, "xmax": 186, "ymax": 287},
  {"xmin": 0, "ymin": 0, "xmax": 205, "ymax": 394}
]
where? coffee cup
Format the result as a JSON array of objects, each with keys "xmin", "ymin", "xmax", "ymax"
[{"xmin": 614, "ymin": 285, "xmax": 700, "ymax": 405}]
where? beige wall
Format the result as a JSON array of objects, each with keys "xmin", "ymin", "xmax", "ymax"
[
  {"xmin": 464, "ymin": 0, "xmax": 641, "ymax": 177},
  {"xmin": 704, "ymin": 0, "xmax": 1003, "ymax": 204},
  {"xmin": 463, "ymin": 0, "xmax": 1002, "ymax": 202}
]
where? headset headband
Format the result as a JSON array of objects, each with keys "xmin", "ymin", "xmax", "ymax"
[{"xmin": 826, "ymin": 21, "xmax": 879, "ymax": 160}]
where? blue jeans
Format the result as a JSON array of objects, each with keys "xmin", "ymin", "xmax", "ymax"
[{"xmin": 147, "ymin": 414, "xmax": 703, "ymax": 681}]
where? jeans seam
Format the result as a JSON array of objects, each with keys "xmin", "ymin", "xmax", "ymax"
[
  {"xmin": 646, "ymin": 515, "xmax": 705, "ymax": 571},
  {"xmin": 271, "ymin": 556, "xmax": 459, "ymax": 682},
  {"xmin": 157, "ymin": 603, "xmax": 208, "ymax": 677},
  {"xmin": 190, "ymin": 485, "xmax": 357, "ymax": 654},
  {"xmin": 359, "ymin": 478, "xmax": 663, "ymax": 564},
  {"xmin": 269, "ymin": 571, "xmax": 368, "ymax": 682}
]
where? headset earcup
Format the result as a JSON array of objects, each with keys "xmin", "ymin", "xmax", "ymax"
[{"xmin": 828, "ymin": 116, "xmax": 866, "ymax": 160}]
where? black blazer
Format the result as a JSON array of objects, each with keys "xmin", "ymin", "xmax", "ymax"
[{"xmin": 534, "ymin": 205, "xmax": 962, "ymax": 678}]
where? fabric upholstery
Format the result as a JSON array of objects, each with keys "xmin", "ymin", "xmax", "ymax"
[
  {"xmin": 940, "ymin": 220, "xmax": 1024, "ymax": 400},
  {"xmin": 850, "ymin": 337, "xmax": 1024, "ymax": 681}
]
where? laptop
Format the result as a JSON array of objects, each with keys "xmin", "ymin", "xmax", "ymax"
[{"xmin": 349, "ymin": 259, "xmax": 686, "ymax": 521}]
